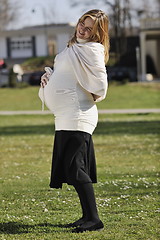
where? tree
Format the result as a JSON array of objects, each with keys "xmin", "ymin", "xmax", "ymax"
[
  {"xmin": 105, "ymin": 0, "xmax": 132, "ymax": 57},
  {"xmin": 0, "ymin": 0, "xmax": 21, "ymax": 31}
]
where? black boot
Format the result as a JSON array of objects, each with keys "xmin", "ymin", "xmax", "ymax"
[
  {"xmin": 65, "ymin": 183, "xmax": 89, "ymax": 228},
  {"xmin": 72, "ymin": 182, "xmax": 104, "ymax": 232}
]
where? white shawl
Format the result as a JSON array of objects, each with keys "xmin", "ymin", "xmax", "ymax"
[
  {"xmin": 39, "ymin": 42, "xmax": 108, "ymax": 109},
  {"xmin": 67, "ymin": 42, "xmax": 108, "ymax": 102}
]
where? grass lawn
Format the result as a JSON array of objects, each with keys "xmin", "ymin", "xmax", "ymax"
[
  {"xmin": 0, "ymin": 113, "xmax": 159, "ymax": 240},
  {"xmin": 0, "ymin": 82, "xmax": 159, "ymax": 111}
]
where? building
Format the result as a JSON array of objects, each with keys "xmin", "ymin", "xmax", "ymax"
[
  {"xmin": 0, "ymin": 17, "xmax": 159, "ymax": 82},
  {"xmin": 0, "ymin": 23, "xmax": 75, "ymax": 66},
  {"xmin": 140, "ymin": 16, "xmax": 160, "ymax": 81}
]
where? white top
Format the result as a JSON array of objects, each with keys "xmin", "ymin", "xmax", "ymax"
[{"xmin": 39, "ymin": 42, "xmax": 108, "ymax": 135}]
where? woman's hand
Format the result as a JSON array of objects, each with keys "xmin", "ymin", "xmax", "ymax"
[
  {"xmin": 40, "ymin": 73, "xmax": 49, "ymax": 88},
  {"xmin": 40, "ymin": 67, "xmax": 53, "ymax": 88}
]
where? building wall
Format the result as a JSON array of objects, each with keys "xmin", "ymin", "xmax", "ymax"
[
  {"xmin": 35, "ymin": 35, "xmax": 47, "ymax": 56},
  {"xmin": 0, "ymin": 24, "xmax": 74, "ymax": 63},
  {"xmin": 57, "ymin": 33, "xmax": 70, "ymax": 53},
  {"xmin": 0, "ymin": 38, "xmax": 7, "ymax": 59},
  {"xmin": 146, "ymin": 40, "xmax": 157, "ymax": 74},
  {"xmin": 140, "ymin": 17, "xmax": 160, "ymax": 80},
  {"xmin": 156, "ymin": 40, "xmax": 160, "ymax": 76}
]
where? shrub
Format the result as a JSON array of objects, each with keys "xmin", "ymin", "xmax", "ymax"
[{"xmin": 21, "ymin": 56, "xmax": 55, "ymax": 73}]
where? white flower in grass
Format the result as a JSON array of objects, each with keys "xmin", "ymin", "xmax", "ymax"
[
  {"xmin": 155, "ymin": 209, "xmax": 160, "ymax": 213},
  {"xmin": 15, "ymin": 176, "xmax": 20, "ymax": 179},
  {"xmin": 120, "ymin": 195, "xmax": 130, "ymax": 199}
]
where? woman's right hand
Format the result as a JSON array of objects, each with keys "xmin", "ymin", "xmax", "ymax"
[
  {"xmin": 40, "ymin": 73, "xmax": 49, "ymax": 88},
  {"xmin": 40, "ymin": 67, "xmax": 53, "ymax": 88}
]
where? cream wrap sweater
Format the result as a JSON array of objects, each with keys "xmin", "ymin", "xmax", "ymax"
[{"xmin": 39, "ymin": 42, "xmax": 108, "ymax": 134}]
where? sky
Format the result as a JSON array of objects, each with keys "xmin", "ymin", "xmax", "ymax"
[
  {"xmin": 10, "ymin": 0, "xmax": 108, "ymax": 28},
  {"xmin": 9, "ymin": 0, "xmax": 159, "ymax": 29}
]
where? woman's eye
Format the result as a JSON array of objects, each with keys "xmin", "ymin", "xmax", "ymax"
[{"xmin": 86, "ymin": 28, "xmax": 91, "ymax": 32}]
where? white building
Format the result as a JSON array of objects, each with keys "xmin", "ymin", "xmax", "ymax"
[
  {"xmin": 0, "ymin": 23, "xmax": 75, "ymax": 65},
  {"xmin": 140, "ymin": 17, "xmax": 160, "ymax": 81}
]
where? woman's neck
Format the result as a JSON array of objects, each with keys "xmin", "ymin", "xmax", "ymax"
[{"xmin": 76, "ymin": 38, "xmax": 88, "ymax": 43}]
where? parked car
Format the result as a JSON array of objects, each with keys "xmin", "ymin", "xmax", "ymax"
[
  {"xmin": 0, "ymin": 59, "xmax": 7, "ymax": 69},
  {"xmin": 0, "ymin": 69, "xmax": 9, "ymax": 87},
  {"xmin": 29, "ymin": 71, "xmax": 45, "ymax": 85},
  {"xmin": 107, "ymin": 66, "xmax": 137, "ymax": 82}
]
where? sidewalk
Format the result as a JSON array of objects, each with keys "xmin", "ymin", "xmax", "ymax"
[{"xmin": 0, "ymin": 109, "xmax": 160, "ymax": 115}]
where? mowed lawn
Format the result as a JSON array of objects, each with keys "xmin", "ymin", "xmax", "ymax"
[
  {"xmin": 0, "ymin": 82, "xmax": 159, "ymax": 110},
  {"xmin": 0, "ymin": 83, "xmax": 160, "ymax": 239}
]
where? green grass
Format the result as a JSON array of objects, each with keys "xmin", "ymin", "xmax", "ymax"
[
  {"xmin": 97, "ymin": 82, "xmax": 160, "ymax": 109},
  {"xmin": 0, "ymin": 113, "xmax": 159, "ymax": 239},
  {"xmin": 0, "ymin": 87, "xmax": 41, "ymax": 111},
  {"xmin": 0, "ymin": 82, "xmax": 159, "ymax": 111}
]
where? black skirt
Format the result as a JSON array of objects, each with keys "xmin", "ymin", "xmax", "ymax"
[{"xmin": 49, "ymin": 130, "xmax": 97, "ymax": 189}]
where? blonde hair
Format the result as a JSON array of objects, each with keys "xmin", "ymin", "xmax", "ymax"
[{"xmin": 68, "ymin": 9, "xmax": 110, "ymax": 64}]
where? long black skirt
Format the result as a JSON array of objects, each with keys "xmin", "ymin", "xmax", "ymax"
[{"xmin": 49, "ymin": 130, "xmax": 97, "ymax": 189}]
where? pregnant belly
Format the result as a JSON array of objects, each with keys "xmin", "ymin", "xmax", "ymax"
[{"xmin": 44, "ymin": 84, "xmax": 77, "ymax": 115}]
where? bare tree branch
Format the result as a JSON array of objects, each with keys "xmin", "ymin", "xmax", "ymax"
[{"xmin": 0, "ymin": 0, "xmax": 21, "ymax": 30}]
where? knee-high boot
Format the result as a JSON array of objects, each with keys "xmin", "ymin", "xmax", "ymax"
[
  {"xmin": 75, "ymin": 182, "xmax": 100, "ymax": 222},
  {"xmin": 72, "ymin": 182, "xmax": 104, "ymax": 232}
]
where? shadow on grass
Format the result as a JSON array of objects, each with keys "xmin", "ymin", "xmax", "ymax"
[
  {"xmin": 95, "ymin": 120, "xmax": 160, "ymax": 135},
  {"xmin": 0, "ymin": 222, "xmax": 69, "ymax": 234},
  {"xmin": 0, "ymin": 120, "xmax": 159, "ymax": 136},
  {"xmin": 0, "ymin": 124, "xmax": 55, "ymax": 136}
]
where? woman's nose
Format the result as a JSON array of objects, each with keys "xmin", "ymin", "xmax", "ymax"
[
  {"xmin": 80, "ymin": 26, "xmax": 85, "ymax": 33},
  {"xmin": 81, "ymin": 27, "xmax": 88, "ymax": 34}
]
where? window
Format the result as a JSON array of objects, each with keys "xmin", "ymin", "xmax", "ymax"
[{"xmin": 10, "ymin": 39, "xmax": 32, "ymax": 50}]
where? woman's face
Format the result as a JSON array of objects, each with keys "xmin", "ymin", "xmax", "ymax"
[{"xmin": 76, "ymin": 17, "xmax": 94, "ymax": 40}]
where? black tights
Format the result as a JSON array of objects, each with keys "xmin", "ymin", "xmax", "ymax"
[{"xmin": 73, "ymin": 182, "xmax": 100, "ymax": 226}]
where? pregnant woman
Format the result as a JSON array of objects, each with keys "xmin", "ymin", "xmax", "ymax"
[{"xmin": 39, "ymin": 9, "xmax": 109, "ymax": 233}]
